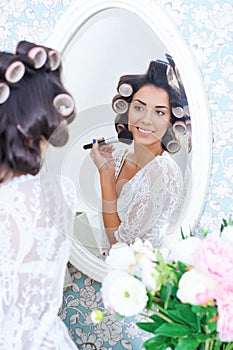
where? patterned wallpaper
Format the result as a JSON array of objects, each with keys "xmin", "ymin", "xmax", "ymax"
[
  {"xmin": 1, "ymin": 0, "xmax": 232, "ymax": 233},
  {"xmin": 1, "ymin": 0, "xmax": 233, "ymax": 349}
]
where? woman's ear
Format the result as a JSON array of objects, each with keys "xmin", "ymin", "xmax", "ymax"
[{"xmin": 116, "ymin": 123, "xmax": 126, "ymax": 133}]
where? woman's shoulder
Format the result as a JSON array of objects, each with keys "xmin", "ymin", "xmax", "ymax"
[
  {"xmin": 147, "ymin": 152, "xmax": 183, "ymax": 186},
  {"xmin": 154, "ymin": 151, "xmax": 182, "ymax": 172},
  {"xmin": 40, "ymin": 172, "xmax": 76, "ymax": 206}
]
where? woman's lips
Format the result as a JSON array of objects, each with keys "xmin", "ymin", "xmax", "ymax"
[{"xmin": 137, "ymin": 127, "xmax": 155, "ymax": 136}]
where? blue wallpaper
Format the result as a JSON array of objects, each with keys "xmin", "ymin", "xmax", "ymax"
[
  {"xmin": 1, "ymin": 0, "xmax": 232, "ymax": 231},
  {"xmin": 1, "ymin": 0, "xmax": 232, "ymax": 349}
]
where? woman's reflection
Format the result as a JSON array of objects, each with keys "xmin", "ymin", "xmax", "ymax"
[{"xmin": 90, "ymin": 57, "xmax": 189, "ymax": 250}]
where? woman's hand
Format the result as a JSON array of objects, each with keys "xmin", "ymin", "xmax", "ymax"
[{"xmin": 90, "ymin": 138, "xmax": 115, "ymax": 176}]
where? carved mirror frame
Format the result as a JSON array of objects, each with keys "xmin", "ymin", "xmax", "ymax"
[{"xmin": 47, "ymin": 0, "xmax": 212, "ymax": 282}]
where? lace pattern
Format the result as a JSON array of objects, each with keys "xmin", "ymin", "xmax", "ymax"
[
  {"xmin": 113, "ymin": 149, "xmax": 184, "ymax": 248},
  {"xmin": 0, "ymin": 173, "xmax": 77, "ymax": 350}
]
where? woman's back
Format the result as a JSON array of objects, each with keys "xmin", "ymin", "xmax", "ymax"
[{"xmin": 0, "ymin": 173, "xmax": 77, "ymax": 350}]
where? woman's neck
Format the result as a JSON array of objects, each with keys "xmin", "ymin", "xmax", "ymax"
[{"xmin": 131, "ymin": 142, "xmax": 164, "ymax": 168}]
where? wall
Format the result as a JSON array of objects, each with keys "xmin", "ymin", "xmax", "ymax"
[
  {"xmin": 1, "ymin": 0, "xmax": 232, "ymax": 349},
  {"xmin": 1, "ymin": 0, "xmax": 232, "ymax": 232}
]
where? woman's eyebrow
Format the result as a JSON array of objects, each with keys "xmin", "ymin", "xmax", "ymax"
[
  {"xmin": 134, "ymin": 99, "xmax": 169, "ymax": 110},
  {"xmin": 133, "ymin": 99, "xmax": 146, "ymax": 106},
  {"xmin": 155, "ymin": 105, "xmax": 169, "ymax": 110}
]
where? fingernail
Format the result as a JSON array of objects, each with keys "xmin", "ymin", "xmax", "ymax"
[{"xmin": 92, "ymin": 139, "xmax": 96, "ymax": 144}]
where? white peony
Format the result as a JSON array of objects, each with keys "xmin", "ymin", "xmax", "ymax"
[
  {"xmin": 105, "ymin": 242, "xmax": 135, "ymax": 271},
  {"xmin": 171, "ymin": 236, "xmax": 202, "ymax": 266},
  {"xmin": 101, "ymin": 270, "xmax": 148, "ymax": 317},
  {"xmin": 177, "ymin": 268, "xmax": 218, "ymax": 305},
  {"xmin": 221, "ymin": 226, "xmax": 233, "ymax": 247}
]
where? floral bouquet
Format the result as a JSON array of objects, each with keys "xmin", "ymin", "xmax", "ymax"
[{"xmin": 92, "ymin": 218, "xmax": 233, "ymax": 350}]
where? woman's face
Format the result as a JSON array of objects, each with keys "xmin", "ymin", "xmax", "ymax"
[{"xmin": 128, "ymin": 84, "xmax": 171, "ymax": 149}]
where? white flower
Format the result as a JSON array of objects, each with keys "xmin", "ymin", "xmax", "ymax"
[
  {"xmin": 105, "ymin": 242, "xmax": 135, "ymax": 271},
  {"xmin": 131, "ymin": 238, "xmax": 157, "ymax": 262},
  {"xmin": 171, "ymin": 237, "xmax": 202, "ymax": 266},
  {"xmin": 101, "ymin": 270, "xmax": 148, "ymax": 317},
  {"xmin": 221, "ymin": 226, "xmax": 233, "ymax": 247},
  {"xmin": 141, "ymin": 267, "xmax": 159, "ymax": 292},
  {"xmin": 177, "ymin": 268, "xmax": 218, "ymax": 305}
]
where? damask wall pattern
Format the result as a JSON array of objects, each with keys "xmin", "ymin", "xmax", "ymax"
[
  {"xmin": 1, "ymin": 0, "xmax": 233, "ymax": 349},
  {"xmin": 1, "ymin": 0, "xmax": 232, "ymax": 231}
]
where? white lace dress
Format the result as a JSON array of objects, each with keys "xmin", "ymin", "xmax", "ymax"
[
  {"xmin": 0, "ymin": 173, "xmax": 77, "ymax": 350},
  {"xmin": 113, "ymin": 149, "xmax": 184, "ymax": 248}
]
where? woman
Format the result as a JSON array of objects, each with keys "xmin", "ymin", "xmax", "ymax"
[
  {"xmin": 91, "ymin": 58, "xmax": 187, "ymax": 249},
  {"xmin": 0, "ymin": 41, "xmax": 78, "ymax": 349}
]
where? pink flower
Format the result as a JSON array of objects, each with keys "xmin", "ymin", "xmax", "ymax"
[
  {"xmin": 217, "ymin": 304, "xmax": 233, "ymax": 342},
  {"xmin": 193, "ymin": 236, "xmax": 233, "ymax": 281},
  {"xmin": 216, "ymin": 282, "xmax": 233, "ymax": 311}
]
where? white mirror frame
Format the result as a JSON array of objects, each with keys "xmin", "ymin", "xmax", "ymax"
[{"xmin": 47, "ymin": 0, "xmax": 212, "ymax": 282}]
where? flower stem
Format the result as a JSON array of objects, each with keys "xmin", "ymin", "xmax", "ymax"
[{"xmin": 146, "ymin": 307, "xmax": 174, "ymax": 323}]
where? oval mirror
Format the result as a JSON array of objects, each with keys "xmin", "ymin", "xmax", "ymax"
[{"xmin": 44, "ymin": 0, "xmax": 212, "ymax": 282}]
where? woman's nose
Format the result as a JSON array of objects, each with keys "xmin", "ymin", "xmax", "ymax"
[{"xmin": 143, "ymin": 108, "xmax": 153, "ymax": 123}]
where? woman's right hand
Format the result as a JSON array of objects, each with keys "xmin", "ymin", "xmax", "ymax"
[{"xmin": 90, "ymin": 138, "xmax": 115, "ymax": 176}]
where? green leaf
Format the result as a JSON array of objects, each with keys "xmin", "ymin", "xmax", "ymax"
[
  {"xmin": 142, "ymin": 336, "xmax": 174, "ymax": 350},
  {"xmin": 205, "ymin": 306, "xmax": 218, "ymax": 333},
  {"xmin": 191, "ymin": 305, "xmax": 207, "ymax": 315},
  {"xmin": 154, "ymin": 323, "xmax": 193, "ymax": 337},
  {"xmin": 160, "ymin": 283, "xmax": 177, "ymax": 309},
  {"xmin": 174, "ymin": 337, "xmax": 201, "ymax": 350},
  {"xmin": 177, "ymin": 261, "xmax": 189, "ymax": 275},
  {"xmin": 168, "ymin": 305, "xmax": 197, "ymax": 329},
  {"xmin": 137, "ymin": 320, "xmax": 164, "ymax": 334},
  {"xmin": 146, "ymin": 290, "xmax": 153, "ymax": 309}
]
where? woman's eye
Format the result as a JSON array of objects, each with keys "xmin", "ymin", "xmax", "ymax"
[
  {"xmin": 134, "ymin": 105, "xmax": 144, "ymax": 111},
  {"xmin": 154, "ymin": 110, "xmax": 164, "ymax": 117}
]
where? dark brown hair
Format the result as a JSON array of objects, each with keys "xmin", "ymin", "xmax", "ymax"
[
  {"xmin": 113, "ymin": 58, "xmax": 184, "ymax": 152},
  {"xmin": 0, "ymin": 41, "xmax": 75, "ymax": 182}
]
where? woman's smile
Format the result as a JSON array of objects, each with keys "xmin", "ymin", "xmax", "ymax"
[{"xmin": 136, "ymin": 127, "xmax": 155, "ymax": 136}]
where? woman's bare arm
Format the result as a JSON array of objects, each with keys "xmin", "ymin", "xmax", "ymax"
[{"xmin": 90, "ymin": 140, "xmax": 120, "ymax": 245}]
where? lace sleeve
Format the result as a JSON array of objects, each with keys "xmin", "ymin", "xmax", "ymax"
[
  {"xmin": 114, "ymin": 153, "xmax": 184, "ymax": 247},
  {"xmin": 0, "ymin": 174, "xmax": 78, "ymax": 349}
]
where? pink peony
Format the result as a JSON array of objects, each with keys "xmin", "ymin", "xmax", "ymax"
[
  {"xmin": 193, "ymin": 236, "xmax": 233, "ymax": 281},
  {"xmin": 216, "ymin": 282, "xmax": 233, "ymax": 311},
  {"xmin": 217, "ymin": 304, "xmax": 233, "ymax": 342}
]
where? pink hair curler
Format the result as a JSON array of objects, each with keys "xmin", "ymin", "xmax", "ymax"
[
  {"xmin": 48, "ymin": 50, "xmax": 61, "ymax": 71},
  {"xmin": 5, "ymin": 61, "xmax": 25, "ymax": 83},
  {"xmin": 118, "ymin": 83, "xmax": 133, "ymax": 97},
  {"xmin": 173, "ymin": 120, "xmax": 187, "ymax": 135},
  {"xmin": 28, "ymin": 46, "xmax": 47, "ymax": 69},
  {"xmin": 53, "ymin": 93, "xmax": 75, "ymax": 117},
  {"xmin": 172, "ymin": 106, "xmax": 185, "ymax": 118},
  {"xmin": 0, "ymin": 82, "xmax": 10, "ymax": 103},
  {"xmin": 112, "ymin": 98, "xmax": 128, "ymax": 114}
]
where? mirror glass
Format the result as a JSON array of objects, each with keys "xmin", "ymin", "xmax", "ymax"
[{"xmin": 44, "ymin": 0, "xmax": 212, "ymax": 282}]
